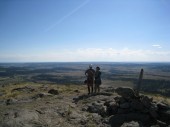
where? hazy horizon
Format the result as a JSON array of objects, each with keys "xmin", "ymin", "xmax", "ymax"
[
  {"xmin": 1, "ymin": 0, "xmax": 170, "ymax": 62},
  {"xmin": 0, "ymin": 61, "xmax": 170, "ymax": 64}
]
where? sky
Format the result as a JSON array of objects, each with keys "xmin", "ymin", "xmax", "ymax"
[{"xmin": 0, "ymin": 0, "xmax": 170, "ymax": 62}]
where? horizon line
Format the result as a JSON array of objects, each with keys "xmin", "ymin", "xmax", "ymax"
[{"xmin": 0, "ymin": 61, "xmax": 170, "ymax": 64}]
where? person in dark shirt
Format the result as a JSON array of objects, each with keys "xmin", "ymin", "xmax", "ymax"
[
  {"xmin": 85, "ymin": 64, "xmax": 95, "ymax": 94},
  {"xmin": 94, "ymin": 66, "xmax": 102, "ymax": 93}
]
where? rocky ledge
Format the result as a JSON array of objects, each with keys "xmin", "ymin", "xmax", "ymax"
[
  {"xmin": 74, "ymin": 87, "xmax": 170, "ymax": 127},
  {"xmin": 0, "ymin": 84, "xmax": 170, "ymax": 127}
]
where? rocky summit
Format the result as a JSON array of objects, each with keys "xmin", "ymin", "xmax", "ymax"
[{"xmin": 0, "ymin": 83, "xmax": 170, "ymax": 127}]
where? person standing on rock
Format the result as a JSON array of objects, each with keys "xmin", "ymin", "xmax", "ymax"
[
  {"xmin": 94, "ymin": 66, "xmax": 102, "ymax": 93},
  {"xmin": 85, "ymin": 64, "xmax": 95, "ymax": 94}
]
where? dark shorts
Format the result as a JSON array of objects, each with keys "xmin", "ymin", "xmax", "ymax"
[{"xmin": 87, "ymin": 77, "xmax": 94, "ymax": 86}]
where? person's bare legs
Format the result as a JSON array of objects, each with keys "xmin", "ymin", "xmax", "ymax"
[
  {"xmin": 91, "ymin": 85, "xmax": 93, "ymax": 93},
  {"xmin": 98, "ymin": 86, "xmax": 100, "ymax": 92},
  {"xmin": 88, "ymin": 84, "xmax": 90, "ymax": 94},
  {"xmin": 94, "ymin": 85, "xmax": 97, "ymax": 93},
  {"xmin": 88, "ymin": 84, "xmax": 93, "ymax": 94}
]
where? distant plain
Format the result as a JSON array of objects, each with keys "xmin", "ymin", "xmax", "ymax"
[{"xmin": 0, "ymin": 62, "xmax": 170, "ymax": 97}]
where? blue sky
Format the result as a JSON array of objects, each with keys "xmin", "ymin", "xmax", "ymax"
[{"xmin": 0, "ymin": 0, "xmax": 170, "ymax": 62}]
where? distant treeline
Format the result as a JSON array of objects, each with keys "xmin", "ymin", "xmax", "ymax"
[
  {"xmin": 0, "ymin": 66, "xmax": 78, "ymax": 77},
  {"xmin": 31, "ymin": 74, "xmax": 83, "ymax": 85}
]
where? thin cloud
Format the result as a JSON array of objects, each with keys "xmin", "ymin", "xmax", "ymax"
[{"xmin": 152, "ymin": 44, "xmax": 162, "ymax": 48}]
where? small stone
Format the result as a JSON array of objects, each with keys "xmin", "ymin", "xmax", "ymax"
[
  {"xmin": 48, "ymin": 89, "xmax": 59, "ymax": 95},
  {"xmin": 74, "ymin": 90, "xmax": 80, "ymax": 93},
  {"xmin": 6, "ymin": 98, "xmax": 17, "ymax": 105},
  {"xmin": 32, "ymin": 92, "xmax": 52, "ymax": 99}
]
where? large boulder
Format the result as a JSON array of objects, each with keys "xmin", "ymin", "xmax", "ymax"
[
  {"xmin": 140, "ymin": 95, "xmax": 152, "ymax": 108},
  {"xmin": 130, "ymin": 99, "xmax": 144, "ymax": 111},
  {"xmin": 109, "ymin": 113, "xmax": 151, "ymax": 127},
  {"xmin": 158, "ymin": 110, "xmax": 170, "ymax": 124},
  {"xmin": 105, "ymin": 101, "xmax": 119, "ymax": 115},
  {"xmin": 120, "ymin": 102, "xmax": 130, "ymax": 109},
  {"xmin": 86, "ymin": 101, "xmax": 107, "ymax": 117},
  {"xmin": 157, "ymin": 102, "xmax": 170, "ymax": 110},
  {"xmin": 149, "ymin": 104, "xmax": 158, "ymax": 119},
  {"xmin": 114, "ymin": 96, "xmax": 126, "ymax": 104},
  {"xmin": 117, "ymin": 108, "xmax": 131, "ymax": 114},
  {"xmin": 115, "ymin": 87, "xmax": 135, "ymax": 99},
  {"xmin": 120, "ymin": 121, "xmax": 140, "ymax": 127}
]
